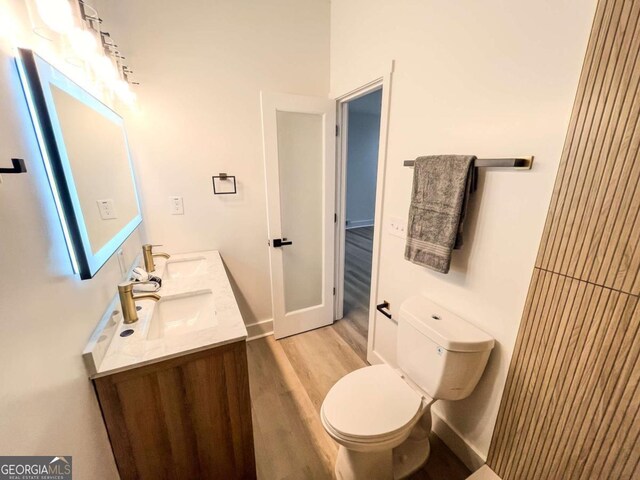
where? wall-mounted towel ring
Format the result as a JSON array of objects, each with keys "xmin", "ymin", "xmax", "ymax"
[
  {"xmin": 212, "ymin": 173, "xmax": 237, "ymax": 195},
  {"xmin": 0, "ymin": 158, "xmax": 27, "ymax": 174}
]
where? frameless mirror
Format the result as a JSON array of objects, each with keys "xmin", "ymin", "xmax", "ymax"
[{"xmin": 18, "ymin": 49, "xmax": 141, "ymax": 279}]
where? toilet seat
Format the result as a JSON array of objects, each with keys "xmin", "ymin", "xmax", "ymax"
[{"xmin": 321, "ymin": 364, "xmax": 426, "ymax": 442}]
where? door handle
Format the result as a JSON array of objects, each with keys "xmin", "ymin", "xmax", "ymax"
[{"xmin": 272, "ymin": 238, "xmax": 293, "ymax": 248}]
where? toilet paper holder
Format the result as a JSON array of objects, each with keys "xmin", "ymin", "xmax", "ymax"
[{"xmin": 376, "ymin": 301, "xmax": 392, "ymax": 320}]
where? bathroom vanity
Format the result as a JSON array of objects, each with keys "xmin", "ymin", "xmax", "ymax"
[{"xmin": 83, "ymin": 251, "xmax": 255, "ymax": 479}]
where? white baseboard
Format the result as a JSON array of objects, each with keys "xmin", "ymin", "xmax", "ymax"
[
  {"xmin": 431, "ymin": 410, "xmax": 486, "ymax": 472},
  {"xmin": 246, "ymin": 319, "xmax": 274, "ymax": 341},
  {"xmin": 346, "ymin": 219, "xmax": 374, "ymax": 229}
]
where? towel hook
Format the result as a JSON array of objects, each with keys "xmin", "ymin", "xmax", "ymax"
[{"xmin": 0, "ymin": 158, "xmax": 27, "ymax": 174}]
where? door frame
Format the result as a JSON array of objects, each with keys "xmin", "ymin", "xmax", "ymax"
[{"xmin": 333, "ymin": 63, "xmax": 394, "ymax": 363}]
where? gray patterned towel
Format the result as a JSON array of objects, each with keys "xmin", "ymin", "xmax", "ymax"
[{"xmin": 404, "ymin": 155, "xmax": 477, "ymax": 273}]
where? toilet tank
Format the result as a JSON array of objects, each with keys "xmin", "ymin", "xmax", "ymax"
[{"xmin": 397, "ymin": 296, "xmax": 495, "ymax": 401}]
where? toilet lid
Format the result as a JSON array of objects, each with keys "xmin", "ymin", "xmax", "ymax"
[{"xmin": 322, "ymin": 364, "xmax": 423, "ymax": 438}]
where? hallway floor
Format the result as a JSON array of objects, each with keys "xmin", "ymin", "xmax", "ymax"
[
  {"xmin": 246, "ymin": 324, "xmax": 471, "ymax": 479},
  {"xmin": 333, "ymin": 226, "xmax": 374, "ymax": 363}
]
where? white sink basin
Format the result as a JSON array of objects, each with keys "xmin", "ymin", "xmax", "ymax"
[
  {"xmin": 147, "ymin": 290, "xmax": 217, "ymax": 340},
  {"xmin": 164, "ymin": 257, "xmax": 208, "ymax": 279}
]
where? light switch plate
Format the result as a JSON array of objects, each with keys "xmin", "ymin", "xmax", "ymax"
[
  {"xmin": 97, "ymin": 199, "xmax": 117, "ymax": 219},
  {"xmin": 388, "ymin": 216, "xmax": 406, "ymax": 239},
  {"xmin": 170, "ymin": 196, "xmax": 184, "ymax": 215}
]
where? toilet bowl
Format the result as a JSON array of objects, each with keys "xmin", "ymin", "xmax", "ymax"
[
  {"xmin": 321, "ymin": 296, "xmax": 495, "ymax": 480},
  {"xmin": 321, "ymin": 364, "xmax": 434, "ymax": 479}
]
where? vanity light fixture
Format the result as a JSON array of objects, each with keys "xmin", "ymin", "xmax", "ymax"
[
  {"xmin": 27, "ymin": 0, "xmax": 140, "ymax": 103},
  {"xmin": 90, "ymin": 55, "xmax": 118, "ymax": 82},
  {"xmin": 112, "ymin": 79, "xmax": 136, "ymax": 104},
  {"xmin": 67, "ymin": 26, "xmax": 98, "ymax": 60},
  {"xmin": 78, "ymin": 0, "xmax": 102, "ymax": 31}
]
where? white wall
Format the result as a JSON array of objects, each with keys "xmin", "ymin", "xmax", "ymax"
[
  {"xmin": 96, "ymin": 0, "xmax": 331, "ymax": 325},
  {"xmin": 331, "ymin": 0, "xmax": 597, "ymax": 460},
  {"xmin": 346, "ymin": 96, "xmax": 381, "ymax": 227},
  {"xmin": 0, "ymin": 1, "xmax": 141, "ymax": 477}
]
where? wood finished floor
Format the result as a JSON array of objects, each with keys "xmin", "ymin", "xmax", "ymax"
[
  {"xmin": 247, "ymin": 332, "xmax": 471, "ymax": 480},
  {"xmin": 332, "ymin": 227, "xmax": 374, "ymax": 363}
]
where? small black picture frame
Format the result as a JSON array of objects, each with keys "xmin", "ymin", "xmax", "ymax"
[{"xmin": 212, "ymin": 173, "xmax": 237, "ymax": 195}]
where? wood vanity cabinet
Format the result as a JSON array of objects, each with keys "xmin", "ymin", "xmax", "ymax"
[{"xmin": 93, "ymin": 340, "xmax": 256, "ymax": 480}]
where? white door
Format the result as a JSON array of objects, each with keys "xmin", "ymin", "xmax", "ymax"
[{"xmin": 261, "ymin": 92, "xmax": 336, "ymax": 339}]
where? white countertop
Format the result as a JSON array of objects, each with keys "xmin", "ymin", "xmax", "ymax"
[{"xmin": 83, "ymin": 250, "xmax": 247, "ymax": 378}]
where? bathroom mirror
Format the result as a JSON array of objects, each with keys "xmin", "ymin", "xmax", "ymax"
[{"xmin": 17, "ymin": 49, "xmax": 141, "ymax": 280}]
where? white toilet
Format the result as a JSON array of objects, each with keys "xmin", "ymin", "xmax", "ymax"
[{"xmin": 321, "ymin": 296, "xmax": 495, "ymax": 480}]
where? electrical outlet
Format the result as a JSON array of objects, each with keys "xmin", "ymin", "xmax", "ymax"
[
  {"xmin": 97, "ymin": 199, "xmax": 117, "ymax": 220},
  {"xmin": 388, "ymin": 216, "xmax": 406, "ymax": 239},
  {"xmin": 170, "ymin": 196, "xmax": 184, "ymax": 215}
]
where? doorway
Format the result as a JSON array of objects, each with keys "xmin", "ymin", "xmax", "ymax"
[
  {"xmin": 260, "ymin": 72, "xmax": 391, "ymax": 354},
  {"xmin": 334, "ymin": 88, "xmax": 382, "ymax": 361}
]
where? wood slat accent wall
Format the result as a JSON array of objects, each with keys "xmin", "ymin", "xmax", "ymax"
[
  {"xmin": 536, "ymin": 0, "xmax": 640, "ymax": 293},
  {"xmin": 487, "ymin": 0, "xmax": 640, "ymax": 478}
]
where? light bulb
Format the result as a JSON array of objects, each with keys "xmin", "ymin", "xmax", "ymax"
[
  {"xmin": 35, "ymin": 0, "xmax": 74, "ymax": 34},
  {"xmin": 0, "ymin": 6, "xmax": 19, "ymax": 46},
  {"xmin": 67, "ymin": 27, "xmax": 98, "ymax": 59},
  {"xmin": 113, "ymin": 79, "xmax": 137, "ymax": 105},
  {"xmin": 90, "ymin": 55, "xmax": 118, "ymax": 82}
]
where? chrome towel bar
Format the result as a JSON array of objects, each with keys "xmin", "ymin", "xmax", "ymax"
[{"xmin": 403, "ymin": 156, "xmax": 534, "ymax": 169}]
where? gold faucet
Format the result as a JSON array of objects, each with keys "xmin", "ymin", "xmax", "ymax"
[
  {"xmin": 142, "ymin": 244, "xmax": 170, "ymax": 273},
  {"xmin": 118, "ymin": 281, "xmax": 161, "ymax": 324}
]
